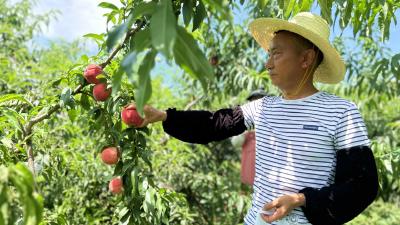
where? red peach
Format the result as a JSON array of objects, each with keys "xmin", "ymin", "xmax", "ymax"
[
  {"xmin": 93, "ymin": 83, "xmax": 111, "ymax": 101},
  {"xmin": 109, "ymin": 177, "xmax": 123, "ymax": 194},
  {"xmin": 101, "ymin": 147, "xmax": 119, "ymax": 165},
  {"xmin": 210, "ymin": 56, "xmax": 218, "ymax": 66},
  {"xmin": 84, "ymin": 64, "xmax": 103, "ymax": 84},
  {"xmin": 121, "ymin": 105, "xmax": 144, "ymax": 127}
]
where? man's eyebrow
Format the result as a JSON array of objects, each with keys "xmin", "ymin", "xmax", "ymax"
[
  {"xmin": 268, "ymin": 46, "xmax": 281, "ymax": 53},
  {"xmin": 271, "ymin": 47, "xmax": 277, "ymax": 52}
]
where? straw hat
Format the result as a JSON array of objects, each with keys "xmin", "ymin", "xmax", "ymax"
[{"xmin": 249, "ymin": 12, "xmax": 345, "ymax": 84}]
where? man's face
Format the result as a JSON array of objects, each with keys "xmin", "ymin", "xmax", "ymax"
[{"xmin": 265, "ymin": 32, "xmax": 306, "ymax": 90}]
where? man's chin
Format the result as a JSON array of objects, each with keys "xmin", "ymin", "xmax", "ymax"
[{"xmin": 270, "ymin": 77, "xmax": 279, "ymax": 86}]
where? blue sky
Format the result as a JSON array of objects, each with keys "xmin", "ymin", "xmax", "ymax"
[
  {"xmin": 32, "ymin": 0, "xmax": 123, "ymax": 53},
  {"xmin": 32, "ymin": 0, "xmax": 400, "ymax": 53}
]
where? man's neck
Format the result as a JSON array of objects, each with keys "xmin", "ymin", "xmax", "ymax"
[{"xmin": 282, "ymin": 85, "xmax": 319, "ymax": 100}]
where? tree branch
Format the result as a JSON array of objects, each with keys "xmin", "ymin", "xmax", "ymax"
[
  {"xmin": 184, "ymin": 95, "xmax": 204, "ymax": 110},
  {"xmin": 100, "ymin": 21, "xmax": 145, "ymax": 68}
]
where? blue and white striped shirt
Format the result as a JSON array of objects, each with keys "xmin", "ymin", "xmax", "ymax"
[{"xmin": 241, "ymin": 91, "xmax": 370, "ymax": 225}]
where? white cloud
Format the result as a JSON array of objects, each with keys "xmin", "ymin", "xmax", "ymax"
[{"xmin": 34, "ymin": 0, "xmax": 122, "ymax": 41}]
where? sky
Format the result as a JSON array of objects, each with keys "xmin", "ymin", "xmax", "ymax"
[
  {"xmin": 31, "ymin": 0, "xmax": 400, "ymax": 53},
  {"xmin": 33, "ymin": 0, "xmax": 119, "ymax": 41},
  {"xmin": 32, "ymin": 0, "xmax": 123, "ymax": 53}
]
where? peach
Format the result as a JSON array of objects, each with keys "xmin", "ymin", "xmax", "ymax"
[
  {"xmin": 101, "ymin": 147, "xmax": 119, "ymax": 165},
  {"xmin": 121, "ymin": 105, "xmax": 144, "ymax": 127},
  {"xmin": 84, "ymin": 64, "xmax": 103, "ymax": 84},
  {"xmin": 109, "ymin": 177, "xmax": 123, "ymax": 194},
  {"xmin": 93, "ymin": 83, "xmax": 111, "ymax": 101},
  {"xmin": 210, "ymin": 56, "xmax": 218, "ymax": 66}
]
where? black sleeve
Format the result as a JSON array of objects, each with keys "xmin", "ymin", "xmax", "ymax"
[
  {"xmin": 162, "ymin": 106, "xmax": 247, "ymax": 144},
  {"xmin": 299, "ymin": 145, "xmax": 379, "ymax": 225}
]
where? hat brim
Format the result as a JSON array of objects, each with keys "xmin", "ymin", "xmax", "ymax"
[{"xmin": 249, "ymin": 18, "xmax": 345, "ymax": 84}]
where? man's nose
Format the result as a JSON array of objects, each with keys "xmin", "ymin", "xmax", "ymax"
[{"xmin": 265, "ymin": 57, "xmax": 273, "ymax": 70}]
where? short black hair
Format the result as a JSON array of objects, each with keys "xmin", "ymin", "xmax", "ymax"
[{"xmin": 274, "ymin": 30, "xmax": 324, "ymax": 66}]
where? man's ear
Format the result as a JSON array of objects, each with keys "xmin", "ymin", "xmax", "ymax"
[{"xmin": 301, "ymin": 49, "xmax": 316, "ymax": 69}]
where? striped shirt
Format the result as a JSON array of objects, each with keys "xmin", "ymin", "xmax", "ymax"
[{"xmin": 240, "ymin": 91, "xmax": 370, "ymax": 225}]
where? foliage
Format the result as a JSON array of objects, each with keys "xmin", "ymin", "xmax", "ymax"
[
  {"xmin": 0, "ymin": 0, "xmax": 399, "ymax": 224},
  {"xmin": 347, "ymin": 199, "xmax": 400, "ymax": 225},
  {"xmin": 0, "ymin": 163, "xmax": 43, "ymax": 225}
]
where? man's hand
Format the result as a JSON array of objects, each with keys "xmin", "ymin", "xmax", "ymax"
[
  {"xmin": 260, "ymin": 193, "xmax": 305, "ymax": 223},
  {"xmin": 134, "ymin": 104, "xmax": 167, "ymax": 128}
]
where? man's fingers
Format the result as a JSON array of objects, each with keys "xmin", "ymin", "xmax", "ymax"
[
  {"xmin": 143, "ymin": 105, "xmax": 156, "ymax": 118},
  {"xmin": 139, "ymin": 118, "xmax": 149, "ymax": 128},
  {"xmin": 261, "ymin": 207, "xmax": 285, "ymax": 223},
  {"xmin": 262, "ymin": 200, "xmax": 277, "ymax": 211}
]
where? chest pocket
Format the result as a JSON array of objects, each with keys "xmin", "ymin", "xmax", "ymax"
[{"xmin": 264, "ymin": 116, "xmax": 334, "ymax": 146}]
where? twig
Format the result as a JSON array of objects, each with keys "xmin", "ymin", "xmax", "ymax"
[
  {"xmin": 24, "ymin": 84, "xmax": 84, "ymax": 136},
  {"xmin": 184, "ymin": 95, "xmax": 204, "ymax": 110},
  {"xmin": 100, "ymin": 21, "xmax": 145, "ymax": 68}
]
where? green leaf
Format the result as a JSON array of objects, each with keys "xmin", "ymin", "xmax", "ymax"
[
  {"xmin": 173, "ymin": 26, "xmax": 214, "ymax": 90},
  {"xmin": 131, "ymin": 168, "xmax": 139, "ymax": 196},
  {"xmin": 318, "ymin": 0, "xmax": 332, "ymax": 24},
  {"xmin": 341, "ymin": 0, "xmax": 353, "ymax": 29},
  {"xmin": 80, "ymin": 94, "xmax": 91, "ymax": 110},
  {"xmin": 131, "ymin": 1, "xmax": 157, "ymax": 19},
  {"xmin": 284, "ymin": 0, "xmax": 296, "ymax": 18},
  {"xmin": 122, "ymin": 160, "xmax": 135, "ymax": 174},
  {"xmin": 106, "ymin": 23, "xmax": 128, "ymax": 52},
  {"xmin": 32, "ymin": 193, "xmax": 43, "ymax": 224},
  {"xmin": 83, "ymin": 33, "xmax": 104, "ymax": 41},
  {"xmin": 182, "ymin": 0, "xmax": 193, "ymax": 27},
  {"xmin": 300, "ymin": 0, "xmax": 312, "ymax": 11},
  {"xmin": 60, "ymin": 88, "xmax": 72, "ymax": 108},
  {"xmin": 98, "ymin": 2, "xmax": 119, "ymax": 11},
  {"xmin": 13, "ymin": 163, "xmax": 35, "ymax": 193},
  {"xmin": 0, "ymin": 94, "xmax": 32, "ymax": 106},
  {"xmin": 140, "ymin": 150, "xmax": 152, "ymax": 169},
  {"xmin": 112, "ymin": 67, "xmax": 124, "ymax": 96},
  {"xmin": 257, "ymin": 0, "xmax": 269, "ymax": 9},
  {"xmin": 150, "ymin": 0, "xmax": 177, "ymax": 58},
  {"xmin": 137, "ymin": 132, "xmax": 147, "ymax": 147},
  {"xmin": 277, "ymin": 0, "xmax": 285, "ymax": 11},
  {"xmin": 192, "ymin": 0, "xmax": 207, "ymax": 31},
  {"xmin": 51, "ymin": 78, "xmax": 63, "ymax": 88},
  {"xmin": 67, "ymin": 109, "xmax": 78, "ymax": 122},
  {"xmin": 144, "ymin": 189, "xmax": 155, "ymax": 213},
  {"xmin": 1, "ymin": 138, "xmax": 14, "ymax": 150},
  {"xmin": 121, "ymin": 52, "xmax": 137, "ymax": 82},
  {"xmin": 25, "ymin": 197, "xmax": 38, "ymax": 225},
  {"xmin": 135, "ymin": 50, "xmax": 156, "ymax": 117},
  {"xmin": 119, "ymin": 207, "xmax": 130, "ymax": 223},
  {"xmin": 0, "ymin": 186, "xmax": 9, "ymax": 225},
  {"xmin": 114, "ymin": 161, "xmax": 123, "ymax": 176},
  {"xmin": 130, "ymin": 28, "xmax": 151, "ymax": 52},
  {"xmin": 391, "ymin": 53, "xmax": 400, "ymax": 78},
  {"xmin": 202, "ymin": 0, "xmax": 231, "ymax": 20},
  {"xmin": 106, "ymin": 10, "xmax": 118, "ymax": 24},
  {"xmin": 2, "ymin": 108, "xmax": 25, "ymax": 132}
]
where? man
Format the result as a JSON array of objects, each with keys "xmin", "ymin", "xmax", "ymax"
[
  {"xmin": 136, "ymin": 12, "xmax": 378, "ymax": 225},
  {"xmin": 231, "ymin": 89, "xmax": 269, "ymax": 186}
]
